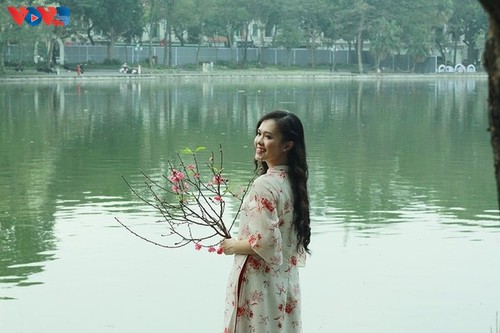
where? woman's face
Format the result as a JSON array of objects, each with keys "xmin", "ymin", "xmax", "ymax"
[{"xmin": 254, "ymin": 119, "xmax": 292, "ymax": 167}]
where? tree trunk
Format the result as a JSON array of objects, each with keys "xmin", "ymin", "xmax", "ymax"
[
  {"xmin": 87, "ymin": 25, "xmax": 95, "ymax": 45},
  {"xmin": 347, "ymin": 41, "xmax": 352, "ymax": 65},
  {"xmin": 196, "ymin": 31, "xmax": 202, "ymax": 66},
  {"xmin": 107, "ymin": 38, "xmax": 115, "ymax": 61},
  {"xmin": 258, "ymin": 23, "xmax": 266, "ymax": 67},
  {"xmin": 357, "ymin": 33, "xmax": 363, "ymax": 73},
  {"xmin": 478, "ymin": 0, "xmax": 500, "ymax": 207},
  {"xmin": 453, "ymin": 40, "xmax": 458, "ymax": 65},
  {"xmin": 148, "ymin": 33, "xmax": 153, "ymax": 69},
  {"xmin": 0, "ymin": 43, "xmax": 5, "ymax": 74},
  {"xmin": 307, "ymin": 30, "xmax": 317, "ymax": 68},
  {"xmin": 242, "ymin": 22, "xmax": 249, "ymax": 66},
  {"xmin": 46, "ymin": 37, "xmax": 54, "ymax": 67},
  {"xmin": 107, "ymin": 27, "xmax": 116, "ymax": 61}
]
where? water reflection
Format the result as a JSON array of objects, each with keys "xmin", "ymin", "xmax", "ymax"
[
  {"xmin": 0, "ymin": 84, "xmax": 61, "ymax": 288},
  {"xmin": 0, "ymin": 77, "xmax": 498, "ymax": 292}
]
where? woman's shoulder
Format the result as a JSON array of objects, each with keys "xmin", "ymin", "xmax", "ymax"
[
  {"xmin": 253, "ymin": 173, "xmax": 274, "ymax": 188},
  {"xmin": 252, "ymin": 171, "xmax": 289, "ymax": 193}
]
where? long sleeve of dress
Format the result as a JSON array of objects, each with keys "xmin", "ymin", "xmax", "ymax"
[{"xmin": 244, "ymin": 176, "xmax": 283, "ymax": 266}]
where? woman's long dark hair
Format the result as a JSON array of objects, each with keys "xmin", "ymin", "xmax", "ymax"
[{"xmin": 254, "ymin": 110, "xmax": 311, "ymax": 254}]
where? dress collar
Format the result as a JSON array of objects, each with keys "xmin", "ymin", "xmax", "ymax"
[{"xmin": 267, "ymin": 165, "xmax": 289, "ymax": 174}]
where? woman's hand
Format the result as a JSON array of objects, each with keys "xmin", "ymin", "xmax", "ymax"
[
  {"xmin": 220, "ymin": 238, "xmax": 237, "ymax": 255},
  {"xmin": 220, "ymin": 238, "xmax": 255, "ymax": 255}
]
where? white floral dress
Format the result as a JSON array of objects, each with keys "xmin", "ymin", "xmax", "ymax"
[{"xmin": 223, "ymin": 166, "xmax": 304, "ymax": 333}]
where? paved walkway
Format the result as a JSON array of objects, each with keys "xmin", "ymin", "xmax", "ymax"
[{"xmin": 0, "ymin": 68, "xmax": 488, "ymax": 82}]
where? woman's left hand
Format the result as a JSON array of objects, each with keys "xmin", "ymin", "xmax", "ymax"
[
  {"xmin": 220, "ymin": 238, "xmax": 236, "ymax": 255},
  {"xmin": 220, "ymin": 238, "xmax": 255, "ymax": 255}
]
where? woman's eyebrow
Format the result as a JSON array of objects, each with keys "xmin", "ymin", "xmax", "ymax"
[{"xmin": 257, "ymin": 128, "xmax": 274, "ymax": 135}]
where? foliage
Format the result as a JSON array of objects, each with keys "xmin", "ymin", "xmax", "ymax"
[
  {"xmin": 405, "ymin": 26, "xmax": 434, "ymax": 66},
  {"xmin": 448, "ymin": 0, "xmax": 488, "ymax": 64},
  {"xmin": 1, "ymin": 0, "xmax": 489, "ymax": 69},
  {"xmin": 369, "ymin": 18, "xmax": 402, "ymax": 69},
  {"xmin": 296, "ymin": 0, "xmax": 334, "ymax": 67},
  {"xmin": 72, "ymin": 0, "xmax": 144, "ymax": 60},
  {"xmin": 0, "ymin": 1, "xmax": 25, "ymax": 73},
  {"xmin": 273, "ymin": 1, "xmax": 304, "ymax": 56}
]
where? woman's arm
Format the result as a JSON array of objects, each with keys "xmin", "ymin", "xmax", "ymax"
[{"xmin": 220, "ymin": 238, "xmax": 255, "ymax": 255}]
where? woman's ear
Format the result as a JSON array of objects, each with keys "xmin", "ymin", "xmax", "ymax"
[{"xmin": 283, "ymin": 141, "xmax": 294, "ymax": 152}]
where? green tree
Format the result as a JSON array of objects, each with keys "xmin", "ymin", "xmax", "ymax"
[
  {"xmin": 245, "ymin": 0, "xmax": 283, "ymax": 66},
  {"xmin": 189, "ymin": 0, "xmax": 217, "ymax": 65},
  {"xmin": 211, "ymin": 0, "xmax": 241, "ymax": 49},
  {"xmin": 232, "ymin": 0, "xmax": 255, "ymax": 66},
  {"xmin": 391, "ymin": 0, "xmax": 450, "ymax": 71},
  {"xmin": 274, "ymin": 18, "xmax": 303, "ymax": 66},
  {"xmin": 334, "ymin": 0, "xmax": 377, "ymax": 72},
  {"xmin": 0, "ymin": 1, "xmax": 72, "ymax": 72},
  {"xmin": 434, "ymin": 24, "xmax": 451, "ymax": 65},
  {"xmin": 0, "ymin": 1, "xmax": 30, "ymax": 73},
  {"xmin": 431, "ymin": 0, "xmax": 454, "ymax": 65},
  {"xmin": 297, "ymin": 0, "xmax": 332, "ymax": 68},
  {"xmin": 75, "ymin": 0, "xmax": 144, "ymax": 61},
  {"xmin": 143, "ymin": 0, "xmax": 166, "ymax": 68},
  {"xmin": 405, "ymin": 26, "xmax": 433, "ymax": 71},
  {"xmin": 449, "ymin": 0, "xmax": 487, "ymax": 65},
  {"xmin": 368, "ymin": 18, "xmax": 401, "ymax": 70},
  {"xmin": 172, "ymin": 0, "xmax": 196, "ymax": 46}
]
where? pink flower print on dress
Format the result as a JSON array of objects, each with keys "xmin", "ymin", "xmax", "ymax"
[
  {"xmin": 260, "ymin": 197, "xmax": 275, "ymax": 212},
  {"xmin": 249, "ymin": 290, "xmax": 264, "ymax": 304},
  {"xmin": 248, "ymin": 256, "xmax": 261, "ymax": 270},
  {"xmin": 248, "ymin": 233, "xmax": 262, "ymax": 248},
  {"xmin": 285, "ymin": 299, "xmax": 298, "ymax": 314}
]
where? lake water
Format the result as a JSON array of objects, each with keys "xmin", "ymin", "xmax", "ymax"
[{"xmin": 0, "ymin": 76, "xmax": 499, "ymax": 333}]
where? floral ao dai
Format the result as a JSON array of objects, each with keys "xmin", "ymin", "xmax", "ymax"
[{"xmin": 224, "ymin": 166, "xmax": 304, "ymax": 333}]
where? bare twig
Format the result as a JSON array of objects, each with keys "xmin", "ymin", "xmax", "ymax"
[{"xmin": 117, "ymin": 145, "xmax": 254, "ymax": 249}]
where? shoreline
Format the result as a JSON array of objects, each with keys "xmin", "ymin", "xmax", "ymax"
[{"xmin": 0, "ymin": 69, "xmax": 488, "ymax": 82}]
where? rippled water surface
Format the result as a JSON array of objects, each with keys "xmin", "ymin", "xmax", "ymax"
[{"xmin": 0, "ymin": 77, "xmax": 499, "ymax": 333}]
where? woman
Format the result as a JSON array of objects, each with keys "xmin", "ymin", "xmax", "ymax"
[{"xmin": 221, "ymin": 110, "xmax": 311, "ymax": 333}]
